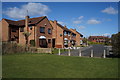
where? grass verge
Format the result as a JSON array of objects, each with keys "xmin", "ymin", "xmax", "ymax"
[{"xmin": 2, "ymin": 53, "xmax": 119, "ymax": 78}]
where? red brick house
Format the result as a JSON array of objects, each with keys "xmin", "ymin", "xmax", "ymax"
[
  {"xmin": 70, "ymin": 29, "xmax": 83, "ymax": 46},
  {"xmin": 1, "ymin": 16, "xmax": 53, "ymax": 48},
  {"xmin": 88, "ymin": 36, "xmax": 108, "ymax": 43},
  {"xmin": 50, "ymin": 20, "xmax": 80, "ymax": 48}
]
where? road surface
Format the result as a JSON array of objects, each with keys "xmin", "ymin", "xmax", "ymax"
[{"xmin": 59, "ymin": 44, "xmax": 110, "ymax": 57}]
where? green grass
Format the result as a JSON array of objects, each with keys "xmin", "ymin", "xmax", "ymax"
[{"xmin": 2, "ymin": 53, "xmax": 119, "ymax": 78}]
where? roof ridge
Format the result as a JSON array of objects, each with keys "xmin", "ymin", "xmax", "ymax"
[
  {"xmin": 3, "ymin": 16, "xmax": 46, "ymax": 26},
  {"xmin": 57, "ymin": 23, "xmax": 72, "ymax": 32},
  {"xmin": 17, "ymin": 16, "xmax": 46, "ymax": 21},
  {"xmin": 4, "ymin": 18, "xmax": 17, "ymax": 22}
]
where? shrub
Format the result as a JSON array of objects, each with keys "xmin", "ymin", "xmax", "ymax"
[
  {"xmin": 2, "ymin": 42, "xmax": 26, "ymax": 55},
  {"xmin": 111, "ymin": 32, "xmax": 120, "ymax": 57}
]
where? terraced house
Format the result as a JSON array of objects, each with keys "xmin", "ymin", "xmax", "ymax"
[
  {"xmin": 70, "ymin": 29, "xmax": 83, "ymax": 46},
  {"xmin": 88, "ymin": 36, "xmax": 108, "ymax": 43},
  {"xmin": 1, "ymin": 16, "xmax": 83, "ymax": 48},
  {"xmin": 50, "ymin": 20, "xmax": 83, "ymax": 48},
  {"xmin": 1, "ymin": 16, "xmax": 53, "ymax": 48}
]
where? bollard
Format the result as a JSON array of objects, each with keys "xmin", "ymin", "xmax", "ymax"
[
  {"xmin": 68, "ymin": 49, "xmax": 71, "ymax": 56},
  {"xmin": 91, "ymin": 49, "xmax": 93, "ymax": 57},
  {"xmin": 79, "ymin": 49, "xmax": 81, "ymax": 57},
  {"xmin": 58, "ymin": 48, "xmax": 61, "ymax": 55},
  {"xmin": 103, "ymin": 50, "xmax": 106, "ymax": 58}
]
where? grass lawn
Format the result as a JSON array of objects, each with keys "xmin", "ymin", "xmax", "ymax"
[{"xmin": 2, "ymin": 53, "xmax": 119, "ymax": 78}]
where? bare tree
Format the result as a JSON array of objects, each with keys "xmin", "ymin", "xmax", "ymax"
[{"xmin": 23, "ymin": 31, "xmax": 31, "ymax": 51}]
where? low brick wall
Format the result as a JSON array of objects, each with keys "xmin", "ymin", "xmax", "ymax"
[
  {"xmin": 37, "ymin": 48, "xmax": 52, "ymax": 54},
  {"xmin": 29, "ymin": 47, "xmax": 37, "ymax": 53}
]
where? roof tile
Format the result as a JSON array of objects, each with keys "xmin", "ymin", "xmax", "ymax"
[{"xmin": 4, "ymin": 16, "xmax": 46, "ymax": 26}]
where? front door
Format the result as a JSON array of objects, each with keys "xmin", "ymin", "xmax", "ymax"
[
  {"xmin": 39, "ymin": 39, "xmax": 47, "ymax": 48},
  {"xmin": 52, "ymin": 39, "xmax": 55, "ymax": 48}
]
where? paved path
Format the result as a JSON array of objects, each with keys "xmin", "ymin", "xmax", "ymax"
[{"xmin": 59, "ymin": 44, "xmax": 109, "ymax": 57}]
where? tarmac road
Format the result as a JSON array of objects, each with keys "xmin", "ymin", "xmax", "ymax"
[{"xmin": 60, "ymin": 44, "xmax": 108, "ymax": 57}]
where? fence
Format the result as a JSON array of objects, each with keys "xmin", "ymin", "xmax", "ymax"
[{"xmin": 57, "ymin": 48, "xmax": 108, "ymax": 58}]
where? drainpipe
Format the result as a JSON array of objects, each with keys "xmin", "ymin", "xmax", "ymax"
[{"xmin": 54, "ymin": 20, "xmax": 57, "ymax": 48}]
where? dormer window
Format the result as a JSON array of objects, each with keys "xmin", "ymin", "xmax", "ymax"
[
  {"xmin": 64, "ymin": 31, "xmax": 67, "ymax": 36},
  {"xmin": 68, "ymin": 32, "xmax": 71, "ymax": 36},
  {"xmin": 72, "ymin": 33, "xmax": 76, "ymax": 37}
]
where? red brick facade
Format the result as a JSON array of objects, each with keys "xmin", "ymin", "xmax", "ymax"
[
  {"xmin": 50, "ymin": 20, "xmax": 83, "ymax": 48},
  {"xmin": 1, "ymin": 16, "xmax": 83, "ymax": 48},
  {"xmin": 88, "ymin": 36, "xmax": 108, "ymax": 43},
  {"xmin": 1, "ymin": 16, "xmax": 53, "ymax": 48},
  {"xmin": 70, "ymin": 29, "xmax": 83, "ymax": 46}
]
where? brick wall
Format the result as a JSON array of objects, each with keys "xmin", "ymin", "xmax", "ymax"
[
  {"xmin": 1, "ymin": 19, "xmax": 9, "ymax": 42},
  {"xmin": 50, "ymin": 20, "xmax": 64, "ymax": 48},
  {"xmin": 70, "ymin": 29, "xmax": 82, "ymax": 46},
  {"xmin": 36, "ymin": 18, "xmax": 53, "ymax": 48}
]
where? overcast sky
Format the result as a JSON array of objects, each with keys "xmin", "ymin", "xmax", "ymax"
[{"xmin": 2, "ymin": 2, "xmax": 118, "ymax": 37}]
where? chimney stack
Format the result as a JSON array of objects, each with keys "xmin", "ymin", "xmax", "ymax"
[
  {"xmin": 54, "ymin": 20, "xmax": 57, "ymax": 24},
  {"xmin": 64, "ymin": 25, "xmax": 66, "ymax": 28},
  {"xmin": 72, "ymin": 29, "xmax": 76, "ymax": 31},
  {"xmin": 25, "ymin": 16, "xmax": 29, "ymax": 31}
]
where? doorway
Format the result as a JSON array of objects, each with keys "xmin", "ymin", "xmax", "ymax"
[
  {"xmin": 39, "ymin": 39, "xmax": 47, "ymax": 48},
  {"xmin": 52, "ymin": 39, "xmax": 55, "ymax": 48}
]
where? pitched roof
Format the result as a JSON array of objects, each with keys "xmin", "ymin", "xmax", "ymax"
[
  {"xmin": 70, "ymin": 29, "xmax": 83, "ymax": 37},
  {"xmin": 3, "ymin": 16, "xmax": 46, "ymax": 26},
  {"xmin": 76, "ymin": 31, "xmax": 83, "ymax": 37},
  {"xmin": 4, "ymin": 19, "xmax": 18, "ymax": 26},
  {"xmin": 56, "ymin": 23, "xmax": 71, "ymax": 32},
  {"xmin": 69, "ymin": 29, "xmax": 76, "ymax": 34}
]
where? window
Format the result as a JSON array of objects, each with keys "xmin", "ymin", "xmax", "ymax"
[
  {"xmin": 64, "ymin": 31, "xmax": 67, "ymax": 35},
  {"xmin": 48, "ymin": 39, "xmax": 51, "ymax": 43},
  {"xmin": 29, "ymin": 26, "xmax": 32, "ymax": 30},
  {"xmin": 72, "ymin": 34, "xmax": 76, "ymax": 37},
  {"xmin": 20, "ymin": 27, "xmax": 24, "ymax": 32},
  {"xmin": 68, "ymin": 32, "xmax": 71, "ymax": 36},
  {"xmin": 40, "ymin": 27, "xmax": 45, "ymax": 33},
  {"xmin": 64, "ymin": 40, "xmax": 68, "ymax": 45},
  {"xmin": 48, "ymin": 29, "xmax": 51, "ymax": 34}
]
